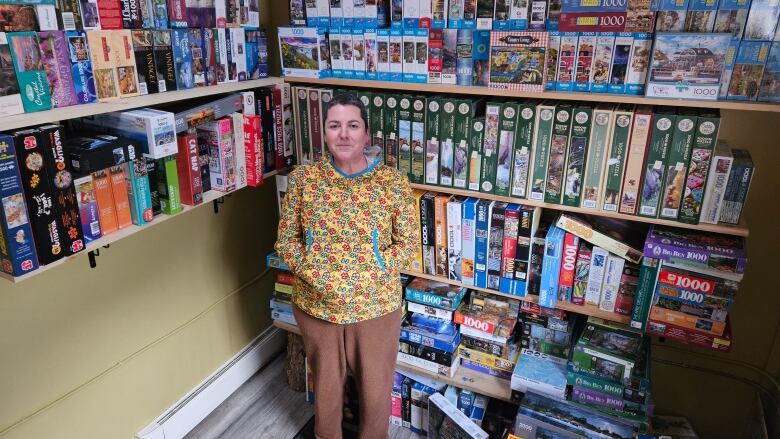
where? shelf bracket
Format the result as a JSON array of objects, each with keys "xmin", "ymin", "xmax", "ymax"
[
  {"xmin": 88, "ymin": 249, "xmax": 100, "ymax": 269},
  {"xmin": 212, "ymin": 193, "xmax": 233, "ymax": 214},
  {"xmin": 213, "ymin": 197, "xmax": 225, "ymax": 214}
]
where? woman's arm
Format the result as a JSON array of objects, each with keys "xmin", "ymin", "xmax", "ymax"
[
  {"xmin": 275, "ymin": 169, "xmax": 305, "ymax": 273},
  {"xmin": 380, "ymin": 177, "xmax": 420, "ymax": 274}
]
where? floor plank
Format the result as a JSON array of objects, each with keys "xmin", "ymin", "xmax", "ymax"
[{"xmin": 186, "ymin": 353, "xmax": 422, "ymax": 439}]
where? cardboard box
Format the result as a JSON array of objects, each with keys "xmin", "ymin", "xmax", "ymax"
[
  {"xmin": 0, "ymin": 34, "xmax": 23, "ymax": 117},
  {"xmin": 528, "ymin": 102, "xmax": 555, "ymax": 201},
  {"xmin": 479, "ymin": 103, "xmax": 501, "ymax": 194},
  {"xmin": 638, "ymin": 108, "xmax": 676, "ymax": 218},
  {"xmin": 601, "ymin": 105, "xmax": 633, "ymax": 211},
  {"xmin": 176, "ymin": 130, "xmax": 203, "ymax": 206},
  {"xmin": 7, "ymin": 32, "xmax": 52, "ymax": 111},
  {"xmin": 468, "ymin": 117, "xmax": 485, "ymax": 192},
  {"xmin": 151, "ymin": 30, "xmax": 176, "ymax": 93},
  {"xmin": 556, "ymin": 32, "xmax": 577, "ymax": 92},
  {"xmin": 110, "ymin": 30, "xmax": 141, "ymax": 98},
  {"xmin": 411, "ymin": 96, "xmax": 427, "ymax": 184},
  {"xmin": 461, "ymin": 197, "xmax": 479, "ymax": 286},
  {"xmin": 607, "ymin": 32, "xmax": 633, "ymax": 94},
  {"xmin": 91, "ymin": 168, "xmax": 118, "ymax": 235},
  {"xmin": 278, "ymin": 27, "xmax": 330, "ymax": 78},
  {"xmin": 155, "ymin": 155, "xmax": 182, "ymax": 214},
  {"xmin": 198, "ymin": 117, "xmax": 236, "ymax": 192},
  {"xmin": 574, "ymin": 32, "xmax": 596, "ymax": 92},
  {"xmin": 562, "ymin": 106, "xmax": 592, "ymax": 207},
  {"xmin": 727, "ymin": 40, "xmax": 770, "ymax": 101},
  {"xmin": 618, "ymin": 106, "xmax": 652, "ymax": 215},
  {"xmin": 131, "ymin": 30, "xmax": 158, "ymax": 95},
  {"xmin": 646, "ymin": 32, "xmax": 730, "ymax": 100},
  {"xmin": 425, "ymin": 97, "xmax": 441, "ymax": 185},
  {"xmin": 74, "ymin": 175, "xmax": 102, "ymax": 242},
  {"xmin": 581, "ymin": 105, "xmax": 613, "ymax": 210},
  {"xmin": 171, "ymin": 29, "xmax": 193, "ymax": 89},
  {"xmin": 507, "ymin": 103, "xmax": 533, "ymax": 199},
  {"xmin": 678, "ymin": 111, "xmax": 720, "ymax": 224},
  {"xmin": 124, "ymin": 158, "xmax": 153, "ymax": 225},
  {"xmin": 494, "ymin": 102, "xmax": 518, "ymax": 197},
  {"xmin": 0, "ymin": 134, "xmax": 39, "ymax": 276},
  {"xmin": 452, "ymin": 98, "xmax": 475, "ymax": 189},
  {"xmin": 438, "ymin": 98, "xmax": 457, "ymax": 187},
  {"xmin": 398, "ymin": 95, "xmax": 413, "ymax": 178},
  {"xmin": 107, "ymin": 164, "xmax": 132, "ymax": 229},
  {"xmin": 488, "ymin": 30, "xmax": 548, "ymax": 92},
  {"xmin": 590, "ymin": 33, "xmax": 615, "ymax": 93},
  {"xmin": 544, "ymin": 103, "xmax": 574, "ymax": 205},
  {"xmin": 38, "ymin": 31, "xmax": 78, "ymax": 107},
  {"xmin": 39, "ymin": 125, "xmax": 85, "ymax": 256}
]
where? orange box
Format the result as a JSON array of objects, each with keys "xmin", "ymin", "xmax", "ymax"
[
  {"xmin": 92, "ymin": 169, "xmax": 118, "ymax": 235},
  {"xmin": 649, "ymin": 306, "xmax": 726, "ymax": 337},
  {"xmin": 108, "ymin": 165, "xmax": 133, "ymax": 229}
]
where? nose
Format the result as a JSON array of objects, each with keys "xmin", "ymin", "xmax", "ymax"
[{"xmin": 339, "ymin": 126, "xmax": 349, "ymax": 139}]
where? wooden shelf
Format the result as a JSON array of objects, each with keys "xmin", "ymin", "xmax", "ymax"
[
  {"xmin": 272, "ymin": 320, "xmax": 513, "ymax": 402},
  {"xmin": 273, "ymin": 319, "xmax": 302, "ymax": 335},
  {"xmin": 283, "ymin": 76, "xmax": 780, "ymax": 113},
  {"xmin": 4, "ymin": 78, "xmax": 283, "ymax": 131},
  {"xmin": 402, "ymin": 270, "xmax": 632, "ymax": 326},
  {"xmin": 410, "ymin": 183, "xmax": 750, "ymax": 238},
  {"xmin": 395, "ymin": 360, "xmax": 512, "ymax": 402},
  {"xmin": 1, "ymin": 169, "xmax": 283, "ymax": 284}
]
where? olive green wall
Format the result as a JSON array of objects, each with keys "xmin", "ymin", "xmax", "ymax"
[{"xmin": 0, "ymin": 183, "xmax": 279, "ymax": 439}]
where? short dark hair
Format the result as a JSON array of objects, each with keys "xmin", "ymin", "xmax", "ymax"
[{"xmin": 324, "ymin": 92, "xmax": 369, "ymax": 129}]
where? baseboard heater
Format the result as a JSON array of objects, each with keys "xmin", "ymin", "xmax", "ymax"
[{"xmin": 136, "ymin": 326, "xmax": 287, "ymax": 439}]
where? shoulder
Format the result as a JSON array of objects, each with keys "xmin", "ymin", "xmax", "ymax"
[
  {"xmin": 373, "ymin": 164, "xmax": 408, "ymax": 186},
  {"xmin": 373, "ymin": 165, "xmax": 412, "ymax": 196},
  {"xmin": 288, "ymin": 162, "xmax": 324, "ymax": 185}
]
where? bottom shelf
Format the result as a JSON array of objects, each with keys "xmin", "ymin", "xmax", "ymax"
[{"xmin": 272, "ymin": 320, "xmax": 513, "ymax": 402}]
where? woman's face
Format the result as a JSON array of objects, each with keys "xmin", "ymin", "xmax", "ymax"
[{"xmin": 325, "ymin": 104, "xmax": 369, "ymax": 165}]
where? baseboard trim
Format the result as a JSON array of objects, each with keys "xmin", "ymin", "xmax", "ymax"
[{"xmin": 136, "ymin": 326, "xmax": 287, "ymax": 439}]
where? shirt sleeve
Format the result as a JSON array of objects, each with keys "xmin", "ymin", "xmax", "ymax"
[
  {"xmin": 275, "ymin": 168, "xmax": 305, "ymax": 273},
  {"xmin": 380, "ymin": 176, "xmax": 420, "ymax": 274}
]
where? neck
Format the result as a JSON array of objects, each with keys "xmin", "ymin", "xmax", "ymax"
[{"xmin": 332, "ymin": 154, "xmax": 369, "ymax": 176}]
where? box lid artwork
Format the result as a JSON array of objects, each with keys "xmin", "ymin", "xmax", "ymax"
[
  {"xmin": 644, "ymin": 225, "xmax": 747, "ymax": 274},
  {"xmin": 645, "ymin": 32, "xmax": 731, "ymax": 100}
]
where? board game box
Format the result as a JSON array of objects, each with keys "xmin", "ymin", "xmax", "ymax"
[
  {"xmin": 0, "ymin": 33, "xmax": 24, "ymax": 117},
  {"xmin": 278, "ymin": 27, "xmax": 330, "ymax": 78},
  {"xmin": 645, "ymin": 32, "xmax": 731, "ymax": 100},
  {"xmin": 7, "ymin": 32, "xmax": 52, "ymax": 112},
  {"xmin": 38, "ymin": 31, "xmax": 78, "ymax": 108},
  {"xmin": 644, "ymin": 225, "xmax": 746, "ymax": 274},
  {"xmin": 727, "ymin": 40, "xmax": 770, "ymax": 101},
  {"xmin": 0, "ymin": 134, "xmax": 38, "ymax": 276},
  {"xmin": 488, "ymin": 31, "xmax": 547, "ymax": 92}
]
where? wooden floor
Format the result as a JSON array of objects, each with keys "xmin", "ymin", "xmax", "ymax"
[{"xmin": 185, "ymin": 353, "xmax": 421, "ymax": 439}]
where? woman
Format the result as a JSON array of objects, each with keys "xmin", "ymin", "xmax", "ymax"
[{"xmin": 275, "ymin": 93, "xmax": 419, "ymax": 439}]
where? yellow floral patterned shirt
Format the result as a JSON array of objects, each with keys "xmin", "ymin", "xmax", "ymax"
[{"xmin": 275, "ymin": 156, "xmax": 420, "ymax": 324}]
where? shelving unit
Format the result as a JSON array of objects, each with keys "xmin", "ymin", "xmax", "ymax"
[
  {"xmin": 410, "ymin": 183, "xmax": 750, "ymax": 238},
  {"xmin": 401, "ymin": 270, "xmax": 632, "ymax": 326},
  {"xmin": 283, "ymin": 77, "xmax": 780, "ymax": 114},
  {"xmin": 272, "ymin": 320, "xmax": 513, "ymax": 402},
  {"xmin": 4, "ymin": 78, "xmax": 283, "ymax": 131},
  {"xmin": 0, "ymin": 169, "xmax": 284, "ymax": 284}
]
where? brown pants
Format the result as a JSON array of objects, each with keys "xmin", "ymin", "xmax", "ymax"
[{"xmin": 293, "ymin": 304, "xmax": 402, "ymax": 439}]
